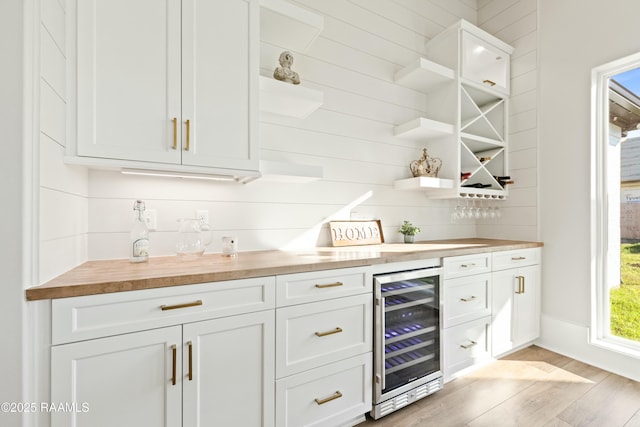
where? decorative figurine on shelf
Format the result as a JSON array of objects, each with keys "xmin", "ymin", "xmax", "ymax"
[
  {"xmin": 273, "ymin": 51, "xmax": 301, "ymax": 85},
  {"xmin": 410, "ymin": 148, "xmax": 442, "ymax": 177}
]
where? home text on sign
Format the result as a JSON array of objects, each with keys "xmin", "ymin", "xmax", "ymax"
[{"xmin": 329, "ymin": 220, "xmax": 384, "ymax": 246}]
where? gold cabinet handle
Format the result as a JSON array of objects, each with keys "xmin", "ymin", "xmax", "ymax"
[
  {"xmin": 515, "ymin": 276, "xmax": 525, "ymax": 294},
  {"xmin": 460, "ymin": 340, "xmax": 478, "ymax": 349},
  {"xmin": 315, "ymin": 327, "xmax": 343, "ymax": 337},
  {"xmin": 460, "ymin": 263, "xmax": 476, "ymax": 268},
  {"xmin": 512, "ymin": 256, "xmax": 526, "ymax": 261},
  {"xmin": 315, "ymin": 281, "xmax": 343, "ymax": 289},
  {"xmin": 172, "ymin": 117, "xmax": 178, "ymax": 150},
  {"xmin": 160, "ymin": 300, "xmax": 203, "ymax": 311},
  {"xmin": 187, "ymin": 341, "xmax": 193, "ymax": 381},
  {"xmin": 184, "ymin": 119, "xmax": 191, "ymax": 151},
  {"xmin": 170, "ymin": 344, "xmax": 177, "ymax": 386},
  {"xmin": 314, "ymin": 391, "xmax": 343, "ymax": 405},
  {"xmin": 483, "ymin": 79, "xmax": 496, "ymax": 86},
  {"xmin": 460, "ymin": 296, "xmax": 477, "ymax": 302}
]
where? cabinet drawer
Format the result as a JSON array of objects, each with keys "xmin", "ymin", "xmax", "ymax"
[
  {"xmin": 443, "ymin": 273, "xmax": 491, "ymax": 328},
  {"xmin": 492, "ymin": 247, "xmax": 540, "ymax": 271},
  {"xmin": 444, "ymin": 253, "xmax": 491, "ymax": 278},
  {"xmin": 276, "ymin": 266, "xmax": 372, "ymax": 307},
  {"xmin": 442, "ymin": 316, "xmax": 491, "ymax": 380},
  {"xmin": 52, "ymin": 276, "xmax": 276, "ymax": 345},
  {"xmin": 276, "ymin": 353, "xmax": 372, "ymax": 427},
  {"xmin": 276, "ymin": 294, "xmax": 372, "ymax": 378}
]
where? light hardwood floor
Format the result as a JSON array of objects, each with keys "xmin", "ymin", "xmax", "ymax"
[{"xmin": 360, "ymin": 345, "xmax": 640, "ymax": 427}]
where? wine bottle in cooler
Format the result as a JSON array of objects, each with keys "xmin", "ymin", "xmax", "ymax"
[{"xmin": 130, "ymin": 200, "xmax": 149, "ymax": 263}]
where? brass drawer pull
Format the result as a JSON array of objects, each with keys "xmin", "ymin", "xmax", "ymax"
[
  {"xmin": 160, "ymin": 300, "xmax": 203, "ymax": 311},
  {"xmin": 460, "ymin": 263, "xmax": 476, "ymax": 268},
  {"xmin": 460, "ymin": 296, "xmax": 477, "ymax": 302},
  {"xmin": 187, "ymin": 341, "xmax": 193, "ymax": 381},
  {"xmin": 515, "ymin": 276, "xmax": 525, "ymax": 294},
  {"xmin": 315, "ymin": 281, "xmax": 343, "ymax": 289},
  {"xmin": 170, "ymin": 344, "xmax": 177, "ymax": 386},
  {"xmin": 172, "ymin": 117, "xmax": 178, "ymax": 150},
  {"xmin": 460, "ymin": 340, "xmax": 478, "ymax": 349},
  {"xmin": 314, "ymin": 390, "xmax": 343, "ymax": 405},
  {"xmin": 483, "ymin": 79, "xmax": 496, "ymax": 86},
  {"xmin": 315, "ymin": 327, "xmax": 343, "ymax": 337},
  {"xmin": 511, "ymin": 256, "xmax": 526, "ymax": 261},
  {"xmin": 184, "ymin": 119, "xmax": 191, "ymax": 151}
]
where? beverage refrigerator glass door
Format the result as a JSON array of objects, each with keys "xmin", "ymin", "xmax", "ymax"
[{"xmin": 371, "ymin": 266, "xmax": 444, "ymax": 419}]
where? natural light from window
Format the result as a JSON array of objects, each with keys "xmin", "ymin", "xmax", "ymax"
[{"xmin": 592, "ymin": 55, "xmax": 640, "ymax": 356}]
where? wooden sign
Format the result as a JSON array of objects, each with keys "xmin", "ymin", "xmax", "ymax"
[{"xmin": 329, "ymin": 220, "xmax": 384, "ymax": 247}]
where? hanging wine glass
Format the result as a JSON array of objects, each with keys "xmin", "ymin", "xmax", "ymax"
[
  {"xmin": 481, "ymin": 199, "xmax": 490, "ymax": 219},
  {"xmin": 473, "ymin": 198, "xmax": 481, "ymax": 219}
]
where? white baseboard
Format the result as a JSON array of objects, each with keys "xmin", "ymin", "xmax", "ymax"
[{"xmin": 536, "ymin": 313, "xmax": 640, "ymax": 382}]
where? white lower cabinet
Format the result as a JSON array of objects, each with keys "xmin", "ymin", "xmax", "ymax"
[
  {"xmin": 442, "ymin": 247, "xmax": 542, "ymax": 379},
  {"xmin": 182, "ymin": 311, "xmax": 275, "ymax": 427},
  {"xmin": 275, "ymin": 267, "xmax": 373, "ymax": 427},
  {"xmin": 491, "ymin": 250, "xmax": 541, "ymax": 357},
  {"xmin": 51, "ymin": 326, "xmax": 183, "ymax": 427},
  {"xmin": 276, "ymin": 353, "xmax": 372, "ymax": 427},
  {"xmin": 442, "ymin": 315, "xmax": 491, "ymax": 378},
  {"xmin": 276, "ymin": 294, "xmax": 372, "ymax": 378},
  {"xmin": 442, "ymin": 253, "xmax": 492, "ymax": 381},
  {"xmin": 50, "ymin": 277, "xmax": 276, "ymax": 427}
]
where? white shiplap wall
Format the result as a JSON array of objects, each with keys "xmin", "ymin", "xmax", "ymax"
[
  {"xmin": 39, "ymin": 0, "xmax": 89, "ymax": 283},
  {"xmin": 39, "ymin": 0, "xmax": 538, "ymax": 268},
  {"xmin": 477, "ymin": 0, "xmax": 538, "ymax": 240}
]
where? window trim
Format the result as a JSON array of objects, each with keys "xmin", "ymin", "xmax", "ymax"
[{"xmin": 591, "ymin": 52, "xmax": 640, "ymax": 359}]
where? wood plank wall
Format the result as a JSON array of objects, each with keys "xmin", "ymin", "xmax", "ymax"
[
  {"xmin": 39, "ymin": 0, "xmax": 89, "ymax": 283},
  {"xmin": 38, "ymin": 0, "xmax": 539, "ymax": 279},
  {"xmin": 477, "ymin": 0, "xmax": 538, "ymax": 240}
]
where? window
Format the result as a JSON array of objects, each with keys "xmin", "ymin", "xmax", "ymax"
[{"xmin": 591, "ymin": 53, "xmax": 640, "ymax": 356}]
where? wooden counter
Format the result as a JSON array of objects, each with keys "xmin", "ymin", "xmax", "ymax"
[{"xmin": 26, "ymin": 238, "xmax": 543, "ymax": 300}]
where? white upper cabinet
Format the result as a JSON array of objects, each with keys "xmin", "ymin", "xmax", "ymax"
[
  {"xmin": 73, "ymin": 0, "xmax": 260, "ymax": 179},
  {"xmin": 75, "ymin": 0, "xmax": 182, "ymax": 164},
  {"xmin": 181, "ymin": 0, "xmax": 259, "ymax": 172},
  {"xmin": 424, "ymin": 19, "xmax": 514, "ymax": 97},
  {"xmin": 461, "ymin": 31, "xmax": 511, "ymax": 96}
]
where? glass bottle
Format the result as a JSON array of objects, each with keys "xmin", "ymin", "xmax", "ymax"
[{"xmin": 130, "ymin": 200, "xmax": 149, "ymax": 263}]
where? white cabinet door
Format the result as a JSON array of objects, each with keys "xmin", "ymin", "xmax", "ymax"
[
  {"xmin": 461, "ymin": 31, "xmax": 510, "ymax": 95},
  {"xmin": 76, "ymin": 0, "xmax": 182, "ymax": 163},
  {"xmin": 51, "ymin": 326, "xmax": 182, "ymax": 427},
  {"xmin": 181, "ymin": 0, "xmax": 259, "ymax": 171},
  {"xmin": 491, "ymin": 265, "xmax": 540, "ymax": 356},
  {"xmin": 75, "ymin": 0, "xmax": 259, "ymax": 173},
  {"xmin": 182, "ymin": 310, "xmax": 275, "ymax": 427}
]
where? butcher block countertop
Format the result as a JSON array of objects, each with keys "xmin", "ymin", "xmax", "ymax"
[{"xmin": 26, "ymin": 238, "xmax": 543, "ymax": 301}]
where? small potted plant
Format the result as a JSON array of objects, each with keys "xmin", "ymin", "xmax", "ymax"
[{"xmin": 399, "ymin": 220, "xmax": 420, "ymax": 243}]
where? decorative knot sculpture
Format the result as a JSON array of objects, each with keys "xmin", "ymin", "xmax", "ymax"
[{"xmin": 273, "ymin": 51, "xmax": 301, "ymax": 85}]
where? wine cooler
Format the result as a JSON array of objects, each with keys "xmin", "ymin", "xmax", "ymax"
[{"xmin": 371, "ymin": 262, "xmax": 443, "ymax": 419}]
